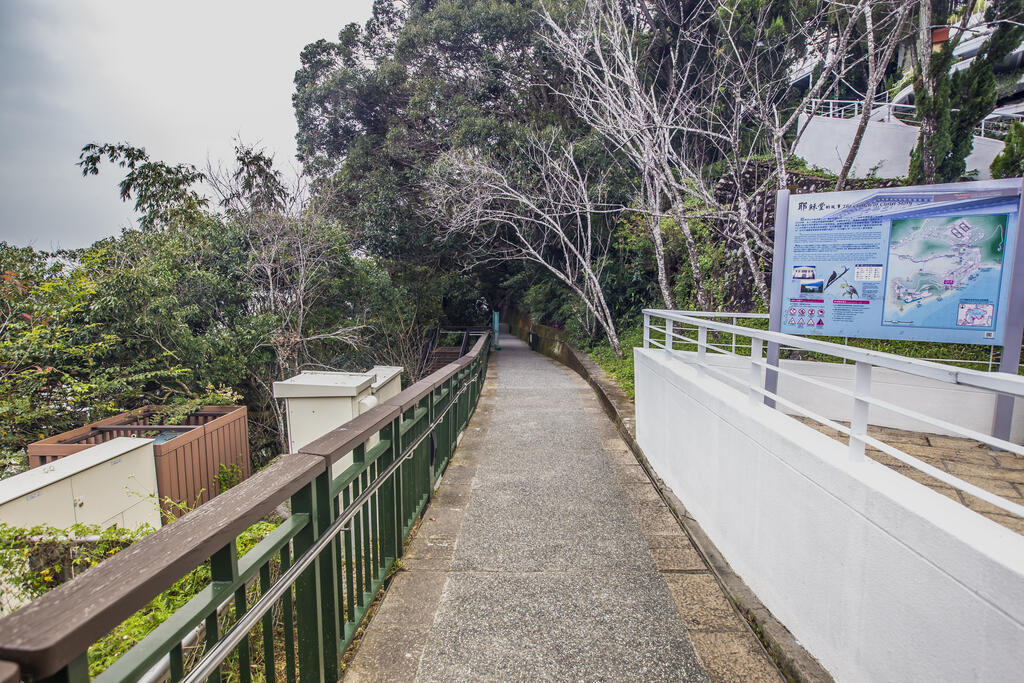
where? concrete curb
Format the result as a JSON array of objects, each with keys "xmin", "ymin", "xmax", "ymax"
[{"xmin": 505, "ymin": 316, "xmax": 832, "ymax": 683}]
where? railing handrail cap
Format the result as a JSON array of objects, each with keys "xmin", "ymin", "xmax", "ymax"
[
  {"xmin": 643, "ymin": 309, "xmax": 1024, "ymax": 395},
  {"xmin": 0, "ymin": 453, "xmax": 325, "ymax": 679}
]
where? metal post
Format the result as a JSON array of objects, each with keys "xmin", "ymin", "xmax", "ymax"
[
  {"xmin": 643, "ymin": 312, "xmax": 651, "ymax": 349},
  {"xmin": 850, "ymin": 361, "xmax": 872, "ymax": 462},
  {"xmin": 993, "ymin": 179, "xmax": 1024, "ymax": 440},
  {"xmin": 697, "ymin": 326, "xmax": 707, "ymax": 375},
  {"xmin": 749, "ymin": 338, "xmax": 763, "ymax": 404},
  {"xmin": 290, "ymin": 482, "xmax": 323, "ymax": 683},
  {"xmin": 312, "ymin": 471, "xmax": 338, "ymax": 681},
  {"xmin": 766, "ymin": 189, "xmax": 791, "ymax": 408}
]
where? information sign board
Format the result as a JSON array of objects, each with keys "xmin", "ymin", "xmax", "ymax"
[{"xmin": 774, "ymin": 179, "xmax": 1024, "ymax": 345}]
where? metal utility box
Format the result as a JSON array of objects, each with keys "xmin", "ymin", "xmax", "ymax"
[
  {"xmin": 0, "ymin": 437, "xmax": 161, "ymax": 530},
  {"xmin": 274, "ymin": 367, "xmax": 403, "ymax": 476},
  {"xmin": 27, "ymin": 405, "xmax": 251, "ymax": 513},
  {"xmin": 369, "ymin": 366, "xmax": 403, "ymax": 403}
]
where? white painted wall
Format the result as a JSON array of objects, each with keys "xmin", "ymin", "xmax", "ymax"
[
  {"xmin": 794, "ymin": 113, "xmax": 1004, "ymax": 180},
  {"xmin": 671, "ymin": 350, "xmax": 1024, "ymax": 442},
  {"xmin": 635, "ymin": 348, "xmax": 1024, "ymax": 682},
  {"xmin": 0, "ymin": 438, "xmax": 161, "ymax": 530}
]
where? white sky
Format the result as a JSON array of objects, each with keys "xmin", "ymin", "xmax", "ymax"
[{"xmin": 0, "ymin": 0, "xmax": 375, "ymax": 250}]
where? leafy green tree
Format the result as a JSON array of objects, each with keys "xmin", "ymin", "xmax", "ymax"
[
  {"xmin": 292, "ymin": 0, "xmax": 583, "ymax": 314},
  {"xmin": 909, "ymin": 0, "xmax": 1024, "ymax": 183},
  {"xmin": 64, "ymin": 140, "xmax": 436, "ymax": 463},
  {"xmin": 990, "ymin": 120, "xmax": 1024, "ymax": 178},
  {"xmin": 0, "ymin": 242, "xmax": 194, "ymax": 475},
  {"xmin": 78, "ymin": 143, "xmax": 208, "ymax": 230}
]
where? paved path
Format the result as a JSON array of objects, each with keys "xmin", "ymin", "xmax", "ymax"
[{"xmin": 345, "ymin": 335, "xmax": 781, "ymax": 682}]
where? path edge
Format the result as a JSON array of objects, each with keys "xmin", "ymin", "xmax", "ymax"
[{"xmin": 505, "ymin": 316, "xmax": 833, "ymax": 683}]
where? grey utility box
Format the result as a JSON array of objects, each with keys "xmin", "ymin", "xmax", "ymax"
[{"xmin": 273, "ymin": 367, "xmax": 403, "ymax": 475}]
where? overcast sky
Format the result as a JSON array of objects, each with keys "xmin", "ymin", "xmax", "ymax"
[{"xmin": 0, "ymin": 0, "xmax": 374, "ymax": 250}]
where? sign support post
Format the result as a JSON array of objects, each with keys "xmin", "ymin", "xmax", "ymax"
[
  {"xmin": 766, "ymin": 190, "xmax": 790, "ymax": 408},
  {"xmin": 992, "ymin": 179, "xmax": 1024, "ymax": 440}
]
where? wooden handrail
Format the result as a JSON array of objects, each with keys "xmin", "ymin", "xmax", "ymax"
[
  {"xmin": 0, "ymin": 333, "xmax": 493, "ymax": 680},
  {"xmin": 298, "ymin": 405, "xmax": 401, "ymax": 464},
  {"xmin": 0, "ymin": 454, "xmax": 325, "ymax": 679}
]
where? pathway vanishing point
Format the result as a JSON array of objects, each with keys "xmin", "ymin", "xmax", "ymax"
[{"xmin": 345, "ymin": 335, "xmax": 782, "ymax": 682}]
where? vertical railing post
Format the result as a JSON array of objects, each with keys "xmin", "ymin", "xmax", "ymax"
[
  {"xmin": 850, "ymin": 361, "xmax": 872, "ymax": 461},
  {"xmin": 312, "ymin": 469, "xmax": 339, "ymax": 681},
  {"xmin": 382, "ymin": 418, "xmax": 402, "ymax": 561},
  {"xmin": 37, "ymin": 652, "xmax": 89, "ymax": 683},
  {"xmin": 290, "ymin": 481, "xmax": 323, "ymax": 683},
  {"xmin": 749, "ymin": 337, "xmax": 763, "ymax": 404},
  {"xmin": 697, "ymin": 325, "xmax": 707, "ymax": 375},
  {"xmin": 643, "ymin": 312, "xmax": 651, "ymax": 349},
  {"xmin": 208, "ymin": 543, "xmax": 240, "ymax": 683}
]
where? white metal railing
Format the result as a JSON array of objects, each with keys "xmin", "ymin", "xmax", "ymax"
[
  {"xmin": 654, "ymin": 311, "xmax": 1008, "ymax": 371},
  {"xmin": 643, "ymin": 309, "xmax": 1024, "ymax": 518},
  {"xmin": 804, "ymin": 98, "xmax": 1024, "ymax": 140}
]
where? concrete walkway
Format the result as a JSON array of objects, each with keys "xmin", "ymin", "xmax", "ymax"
[{"xmin": 345, "ymin": 335, "xmax": 781, "ymax": 682}]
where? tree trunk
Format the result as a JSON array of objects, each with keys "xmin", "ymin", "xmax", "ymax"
[
  {"xmin": 837, "ymin": 109, "xmax": 872, "ymax": 190},
  {"xmin": 917, "ymin": 0, "xmax": 936, "ymax": 183},
  {"xmin": 678, "ymin": 215, "xmax": 711, "ymax": 311},
  {"xmin": 738, "ymin": 201, "xmax": 771, "ymax": 308},
  {"xmin": 649, "ymin": 213, "xmax": 675, "ymax": 309},
  {"xmin": 595, "ymin": 294, "xmax": 623, "ymax": 357},
  {"xmin": 644, "ymin": 173, "xmax": 675, "ymax": 309},
  {"xmin": 572, "ymin": 270, "xmax": 623, "ymax": 358},
  {"xmin": 837, "ymin": 6, "xmax": 879, "ymax": 191}
]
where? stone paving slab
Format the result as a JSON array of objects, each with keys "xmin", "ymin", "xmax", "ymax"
[
  {"xmin": 794, "ymin": 416, "xmax": 1024, "ymax": 535},
  {"xmin": 344, "ymin": 335, "xmax": 782, "ymax": 682}
]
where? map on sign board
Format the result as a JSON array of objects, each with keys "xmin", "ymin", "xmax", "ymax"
[
  {"xmin": 882, "ymin": 214, "xmax": 1007, "ymax": 331},
  {"xmin": 776, "ymin": 178, "xmax": 1022, "ymax": 345}
]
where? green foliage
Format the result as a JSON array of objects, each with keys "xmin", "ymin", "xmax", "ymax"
[
  {"xmin": 0, "ymin": 514, "xmax": 277, "ymax": 676},
  {"xmin": 990, "ymin": 120, "xmax": 1024, "ymax": 178},
  {"xmin": 910, "ymin": 0, "xmax": 1024, "ymax": 183},
  {"xmin": 600, "ymin": 216, "xmax": 662, "ymax": 323},
  {"xmin": 669, "ymin": 211, "xmax": 765, "ymax": 313},
  {"xmin": 78, "ymin": 143, "xmax": 208, "ymax": 231},
  {"xmin": 86, "ymin": 519, "xmax": 278, "ymax": 677},
  {"xmin": 0, "ymin": 522, "xmax": 153, "ymax": 613},
  {"xmin": 583, "ymin": 325, "xmax": 646, "ymax": 400},
  {"xmin": 0, "ymin": 242, "xmax": 194, "ymax": 475},
  {"xmin": 2, "ymin": 136, "xmax": 452, "ymax": 471},
  {"xmin": 216, "ymin": 463, "xmax": 243, "ymax": 493}
]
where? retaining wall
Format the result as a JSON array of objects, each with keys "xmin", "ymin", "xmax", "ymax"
[{"xmin": 636, "ymin": 347, "xmax": 1024, "ymax": 682}]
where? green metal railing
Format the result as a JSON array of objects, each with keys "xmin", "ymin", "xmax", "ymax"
[{"xmin": 0, "ymin": 334, "xmax": 491, "ymax": 683}]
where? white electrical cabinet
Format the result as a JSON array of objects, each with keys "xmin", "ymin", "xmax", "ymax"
[{"xmin": 274, "ymin": 367, "xmax": 403, "ymax": 476}]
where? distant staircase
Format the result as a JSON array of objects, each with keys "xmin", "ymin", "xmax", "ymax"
[
  {"xmin": 416, "ymin": 325, "xmax": 491, "ymax": 378},
  {"xmin": 424, "ymin": 347, "xmax": 463, "ymax": 374}
]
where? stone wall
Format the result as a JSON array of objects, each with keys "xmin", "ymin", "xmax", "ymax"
[{"xmin": 713, "ymin": 160, "xmax": 904, "ymax": 248}]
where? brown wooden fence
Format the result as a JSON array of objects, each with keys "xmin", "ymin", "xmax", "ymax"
[{"xmin": 27, "ymin": 406, "xmax": 251, "ymax": 513}]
